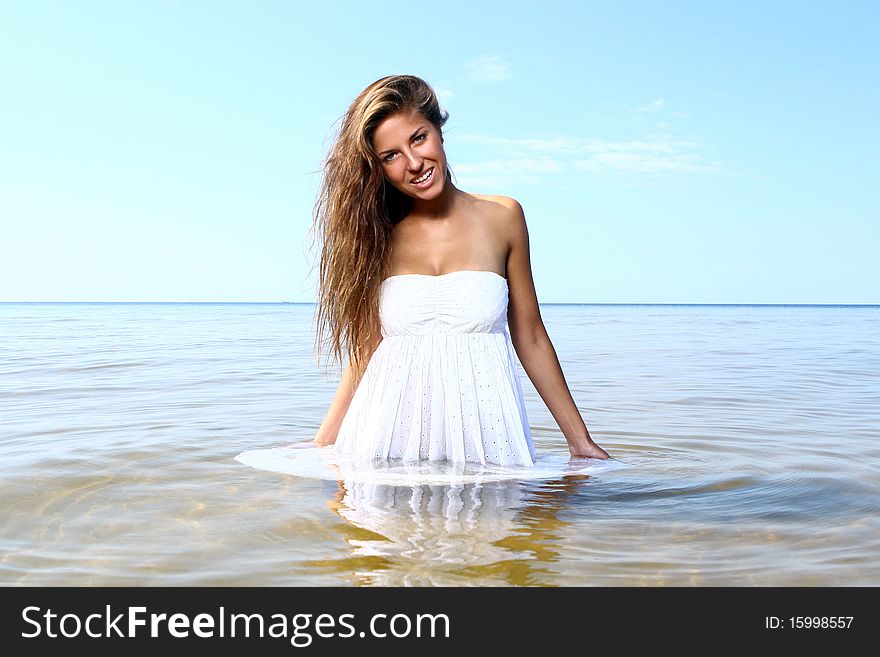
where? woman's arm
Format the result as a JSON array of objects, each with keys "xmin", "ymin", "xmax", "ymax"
[
  {"xmin": 314, "ymin": 325, "xmax": 383, "ymax": 446},
  {"xmin": 314, "ymin": 359, "xmax": 359, "ymax": 446},
  {"xmin": 501, "ymin": 198, "xmax": 610, "ymax": 459}
]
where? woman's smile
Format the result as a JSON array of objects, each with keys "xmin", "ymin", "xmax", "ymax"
[{"xmin": 411, "ymin": 166, "xmax": 435, "ymax": 188}]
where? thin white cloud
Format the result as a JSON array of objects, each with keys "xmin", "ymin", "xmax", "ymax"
[
  {"xmin": 451, "ymin": 98, "xmax": 715, "ymax": 182},
  {"xmin": 456, "ymin": 134, "xmax": 581, "ymax": 152},
  {"xmin": 589, "ymin": 99, "xmax": 690, "ymax": 124},
  {"xmin": 573, "ymin": 151, "xmax": 717, "ymax": 174},
  {"xmin": 451, "ymin": 156, "xmax": 560, "ymax": 190},
  {"xmin": 453, "ymin": 133, "xmax": 718, "ymax": 176},
  {"xmin": 466, "ymin": 54, "xmax": 512, "ymax": 82},
  {"xmin": 455, "ymin": 157, "xmax": 562, "ymax": 175},
  {"xmin": 634, "ymin": 98, "xmax": 667, "ymax": 113}
]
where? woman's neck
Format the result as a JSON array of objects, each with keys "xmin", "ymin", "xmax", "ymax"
[{"xmin": 409, "ymin": 180, "xmax": 461, "ymax": 220}]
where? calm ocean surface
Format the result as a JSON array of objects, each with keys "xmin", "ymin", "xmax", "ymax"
[{"xmin": 1, "ymin": 302, "xmax": 878, "ymax": 586}]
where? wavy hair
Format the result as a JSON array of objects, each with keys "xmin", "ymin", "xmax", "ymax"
[{"xmin": 308, "ymin": 75, "xmax": 454, "ymax": 384}]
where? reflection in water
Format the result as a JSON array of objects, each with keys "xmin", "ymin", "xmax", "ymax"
[
  {"xmin": 315, "ymin": 475, "xmax": 592, "ymax": 586},
  {"xmin": 235, "ymin": 444, "xmax": 628, "ymax": 585}
]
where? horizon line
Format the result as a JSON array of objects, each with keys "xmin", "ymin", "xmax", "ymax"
[{"xmin": 2, "ymin": 301, "xmax": 878, "ymax": 307}]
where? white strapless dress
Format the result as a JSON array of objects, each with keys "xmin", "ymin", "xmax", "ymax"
[{"xmin": 333, "ymin": 270, "xmax": 538, "ymax": 467}]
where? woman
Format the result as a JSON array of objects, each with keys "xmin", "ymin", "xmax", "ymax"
[{"xmin": 310, "ymin": 74, "xmax": 609, "ymax": 465}]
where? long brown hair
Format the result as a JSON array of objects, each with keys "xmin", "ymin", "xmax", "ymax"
[{"xmin": 308, "ymin": 75, "xmax": 454, "ymax": 384}]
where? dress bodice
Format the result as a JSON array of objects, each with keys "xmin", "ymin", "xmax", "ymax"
[{"xmin": 379, "ymin": 270, "xmax": 509, "ymax": 336}]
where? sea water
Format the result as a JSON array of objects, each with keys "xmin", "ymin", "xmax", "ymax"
[{"xmin": 1, "ymin": 302, "xmax": 877, "ymax": 586}]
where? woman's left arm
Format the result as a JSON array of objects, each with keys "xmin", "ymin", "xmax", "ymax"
[{"xmin": 502, "ymin": 198, "xmax": 610, "ymax": 459}]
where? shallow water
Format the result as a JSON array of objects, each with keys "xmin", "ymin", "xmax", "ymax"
[{"xmin": 1, "ymin": 302, "xmax": 878, "ymax": 586}]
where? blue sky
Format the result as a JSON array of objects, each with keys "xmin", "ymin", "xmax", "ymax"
[{"xmin": 1, "ymin": 0, "xmax": 876, "ymax": 303}]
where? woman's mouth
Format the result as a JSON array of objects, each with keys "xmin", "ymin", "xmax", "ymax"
[{"xmin": 411, "ymin": 167, "xmax": 435, "ymax": 188}]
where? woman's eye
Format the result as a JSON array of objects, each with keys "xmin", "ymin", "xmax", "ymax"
[{"xmin": 382, "ymin": 134, "xmax": 425, "ymax": 162}]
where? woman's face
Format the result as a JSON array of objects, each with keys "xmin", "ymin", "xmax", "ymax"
[{"xmin": 372, "ymin": 109, "xmax": 446, "ymax": 199}]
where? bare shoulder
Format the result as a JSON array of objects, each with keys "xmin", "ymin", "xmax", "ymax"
[
  {"xmin": 477, "ymin": 195, "xmax": 543, "ymax": 344},
  {"xmin": 472, "ymin": 193, "xmax": 522, "ymax": 215},
  {"xmin": 470, "ymin": 194, "xmax": 526, "ymax": 245}
]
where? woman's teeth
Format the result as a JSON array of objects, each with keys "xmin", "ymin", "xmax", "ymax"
[{"xmin": 413, "ymin": 168, "xmax": 433, "ymax": 184}]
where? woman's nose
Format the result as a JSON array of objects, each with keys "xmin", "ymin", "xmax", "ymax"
[{"xmin": 404, "ymin": 151, "xmax": 423, "ymax": 171}]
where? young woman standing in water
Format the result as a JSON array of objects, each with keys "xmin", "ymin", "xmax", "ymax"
[{"xmin": 310, "ymin": 74, "xmax": 609, "ymax": 465}]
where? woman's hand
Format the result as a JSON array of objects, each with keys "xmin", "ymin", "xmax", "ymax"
[
  {"xmin": 313, "ymin": 425, "xmax": 338, "ymax": 447},
  {"xmin": 568, "ymin": 434, "xmax": 611, "ymax": 459}
]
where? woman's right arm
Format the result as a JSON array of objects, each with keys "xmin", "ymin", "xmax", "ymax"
[
  {"xmin": 314, "ymin": 332, "xmax": 382, "ymax": 446},
  {"xmin": 313, "ymin": 359, "xmax": 359, "ymax": 446}
]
